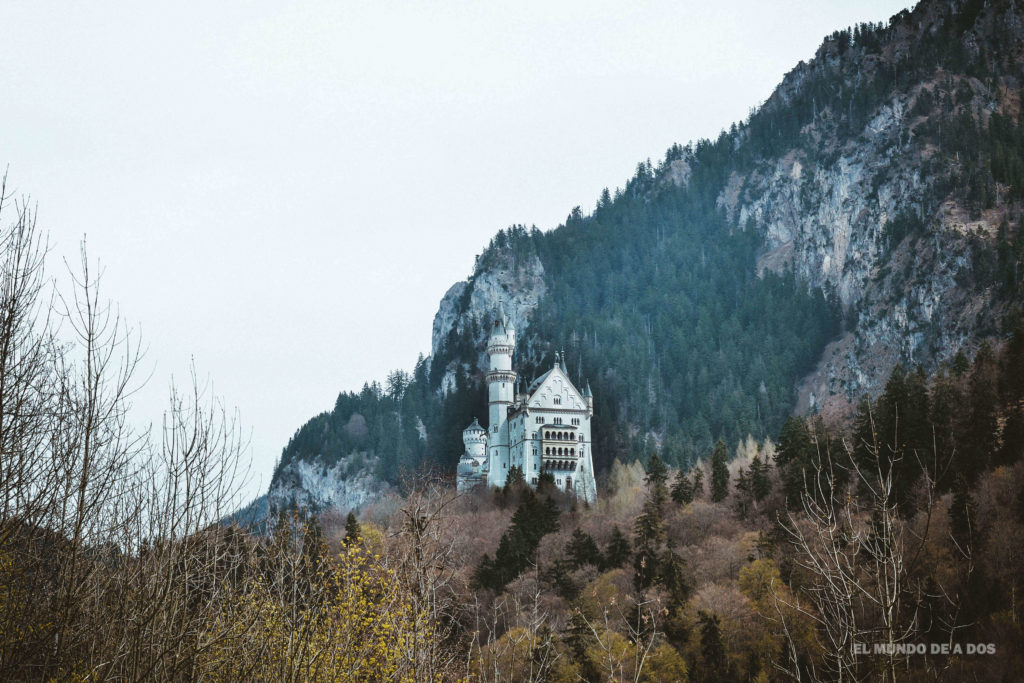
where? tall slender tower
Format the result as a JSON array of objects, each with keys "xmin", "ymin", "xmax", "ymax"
[{"xmin": 486, "ymin": 303, "xmax": 516, "ymax": 488}]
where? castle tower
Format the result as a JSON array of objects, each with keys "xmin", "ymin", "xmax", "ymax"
[
  {"xmin": 456, "ymin": 418, "xmax": 488, "ymax": 491},
  {"xmin": 486, "ymin": 304, "xmax": 516, "ymax": 487}
]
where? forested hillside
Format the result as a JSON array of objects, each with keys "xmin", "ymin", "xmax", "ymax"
[{"xmin": 272, "ymin": 0, "xmax": 1024, "ymax": 508}]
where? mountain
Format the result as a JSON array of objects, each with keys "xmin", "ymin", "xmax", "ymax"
[{"xmin": 269, "ymin": 0, "xmax": 1024, "ymax": 513}]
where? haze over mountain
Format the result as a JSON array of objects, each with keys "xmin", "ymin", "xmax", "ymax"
[{"xmin": 268, "ymin": 0, "xmax": 1024, "ymax": 514}]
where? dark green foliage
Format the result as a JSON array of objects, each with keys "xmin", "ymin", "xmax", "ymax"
[
  {"xmin": 777, "ymin": 415, "xmax": 847, "ymax": 511},
  {"xmin": 602, "ymin": 526, "xmax": 631, "ymax": 570},
  {"xmin": 271, "ymin": 355, "xmax": 484, "ymax": 493},
  {"xmin": 697, "ymin": 611, "xmax": 733, "ymax": 683},
  {"xmin": 710, "ymin": 439, "xmax": 730, "ymax": 503},
  {"xmin": 644, "ymin": 452, "xmax": 669, "ymax": 509},
  {"xmin": 565, "ymin": 529, "xmax": 603, "ymax": 570},
  {"xmin": 632, "ymin": 503, "xmax": 665, "ymax": 591},
  {"xmin": 749, "ymin": 454, "xmax": 771, "ymax": 502},
  {"xmin": 541, "ymin": 558, "xmax": 579, "ymax": 600},
  {"xmin": 854, "ymin": 365, "xmax": 932, "ymax": 513},
  {"xmin": 474, "ymin": 489, "xmax": 560, "ymax": 592},
  {"xmin": 504, "ymin": 465, "xmax": 525, "ymax": 493},
  {"xmin": 670, "ymin": 469, "xmax": 693, "ymax": 505},
  {"xmin": 959, "ymin": 344, "xmax": 1000, "ymax": 483},
  {"xmin": 343, "ymin": 511, "xmax": 361, "ymax": 547},
  {"xmin": 776, "ymin": 416, "xmax": 815, "ymax": 510},
  {"xmin": 563, "ymin": 611, "xmax": 602, "ymax": 682}
]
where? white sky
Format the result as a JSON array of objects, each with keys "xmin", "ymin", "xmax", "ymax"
[{"xmin": 0, "ymin": 0, "xmax": 911, "ymax": 500}]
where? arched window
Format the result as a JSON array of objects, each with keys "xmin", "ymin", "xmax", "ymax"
[
  {"xmin": 554, "ymin": 396, "xmax": 561, "ymax": 405},
  {"xmin": 544, "ymin": 431, "xmax": 550, "ymax": 439},
  {"xmin": 579, "ymin": 434, "xmax": 584, "ymax": 442},
  {"xmin": 570, "ymin": 448, "xmax": 575, "ymax": 456}
]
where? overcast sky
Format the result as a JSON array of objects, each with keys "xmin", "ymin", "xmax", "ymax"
[{"xmin": 1, "ymin": 0, "xmax": 911, "ymax": 500}]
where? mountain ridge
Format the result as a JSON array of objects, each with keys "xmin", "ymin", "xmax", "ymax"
[{"xmin": 269, "ymin": 0, "xmax": 1024, "ymax": 514}]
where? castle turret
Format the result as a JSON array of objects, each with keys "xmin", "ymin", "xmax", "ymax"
[
  {"xmin": 583, "ymin": 380, "xmax": 594, "ymax": 416},
  {"xmin": 486, "ymin": 304, "xmax": 516, "ymax": 487},
  {"xmin": 456, "ymin": 417, "xmax": 488, "ymax": 491}
]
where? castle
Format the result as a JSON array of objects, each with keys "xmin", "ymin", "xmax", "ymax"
[{"xmin": 456, "ymin": 306, "xmax": 598, "ymax": 503}]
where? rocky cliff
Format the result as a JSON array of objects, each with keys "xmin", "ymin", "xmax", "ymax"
[{"xmin": 431, "ymin": 240, "xmax": 547, "ymax": 393}]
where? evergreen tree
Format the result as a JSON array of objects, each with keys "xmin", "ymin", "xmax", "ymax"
[
  {"xmin": 960, "ymin": 344, "xmax": 1000, "ymax": 482},
  {"xmin": 645, "ymin": 452, "xmax": 669, "ymax": 509},
  {"xmin": 603, "ymin": 525, "xmax": 631, "ymax": 569},
  {"xmin": 710, "ymin": 439, "xmax": 730, "ymax": 502},
  {"xmin": 777, "ymin": 416, "xmax": 815, "ymax": 509},
  {"xmin": 565, "ymin": 528, "xmax": 603, "ymax": 570},
  {"xmin": 504, "ymin": 465, "xmax": 526, "ymax": 493},
  {"xmin": 698, "ymin": 611, "xmax": 732, "ymax": 682},
  {"xmin": 671, "ymin": 469, "xmax": 694, "ymax": 505},
  {"xmin": 343, "ymin": 511, "xmax": 361, "ymax": 547},
  {"xmin": 563, "ymin": 610, "xmax": 602, "ymax": 682},
  {"xmin": 749, "ymin": 454, "xmax": 771, "ymax": 502}
]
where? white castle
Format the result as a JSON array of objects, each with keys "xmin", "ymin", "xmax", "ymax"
[{"xmin": 456, "ymin": 305, "xmax": 598, "ymax": 503}]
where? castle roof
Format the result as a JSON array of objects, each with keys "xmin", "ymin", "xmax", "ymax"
[{"xmin": 464, "ymin": 417, "xmax": 485, "ymax": 433}]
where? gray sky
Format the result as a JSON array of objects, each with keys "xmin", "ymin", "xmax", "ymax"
[{"xmin": 1, "ymin": 0, "xmax": 911, "ymax": 500}]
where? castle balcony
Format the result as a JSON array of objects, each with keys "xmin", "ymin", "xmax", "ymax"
[{"xmin": 542, "ymin": 459, "xmax": 578, "ymax": 472}]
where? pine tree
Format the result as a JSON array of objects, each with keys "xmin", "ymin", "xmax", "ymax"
[
  {"xmin": 698, "ymin": 611, "xmax": 732, "ymax": 682},
  {"xmin": 603, "ymin": 525, "xmax": 631, "ymax": 569},
  {"xmin": 645, "ymin": 452, "xmax": 669, "ymax": 510},
  {"xmin": 563, "ymin": 610, "xmax": 602, "ymax": 682},
  {"xmin": 504, "ymin": 465, "xmax": 526, "ymax": 493},
  {"xmin": 343, "ymin": 511, "xmax": 362, "ymax": 547},
  {"xmin": 671, "ymin": 469, "xmax": 694, "ymax": 504},
  {"xmin": 565, "ymin": 528, "xmax": 603, "ymax": 569},
  {"xmin": 750, "ymin": 454, "xmax": 771, "ymax": 502},
  {"xmin": 710, "ymin": 439, "xmax": 730, "ymax": 502},
  {"xmin": 777, "ymin": 415, "xmax": 814, "ymax": 509}
]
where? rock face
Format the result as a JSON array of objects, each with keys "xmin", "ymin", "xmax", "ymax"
[
  {"xmin": 267, "ymin": 452, "xmax": 389, "ymax": 514},
  {"xmin": 431, "ymin": 247, "xmax": 547, "ymax": 393},
  {"xmin": 710, "ymin": 0, "xmax": 1022, "ymax": 418}
]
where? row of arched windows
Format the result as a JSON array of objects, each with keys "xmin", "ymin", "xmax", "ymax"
[
  {"xmin": 544, "ymin": 446, "xmax": 575, "ymax": 457},
  {"xmin": 542, "ymin": 460, "xmax": 577, "ymax": 471},
  {"xmin": 543, "ymin": 430, "xmax": 582, "ymax": 441}
]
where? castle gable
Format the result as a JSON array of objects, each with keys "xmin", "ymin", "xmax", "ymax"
[{"xmin": 526, "ymin": 367, "xmax": 586, "ymax": 411}]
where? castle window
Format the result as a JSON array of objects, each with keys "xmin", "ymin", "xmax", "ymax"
[
  {"xmin": 493, "ymin": 425, "xmax": 498, "ymax": 433},
  {"xmin": 536, "ymin": 416, "xmax": 543, "ymax": 424},
  {"xmin": 554, "ymin": 397, "xmax": 561, "ymax": 405},
  {"xmin": 579, "ymin": 434, "xmax": 584, "ymax": 442}
]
